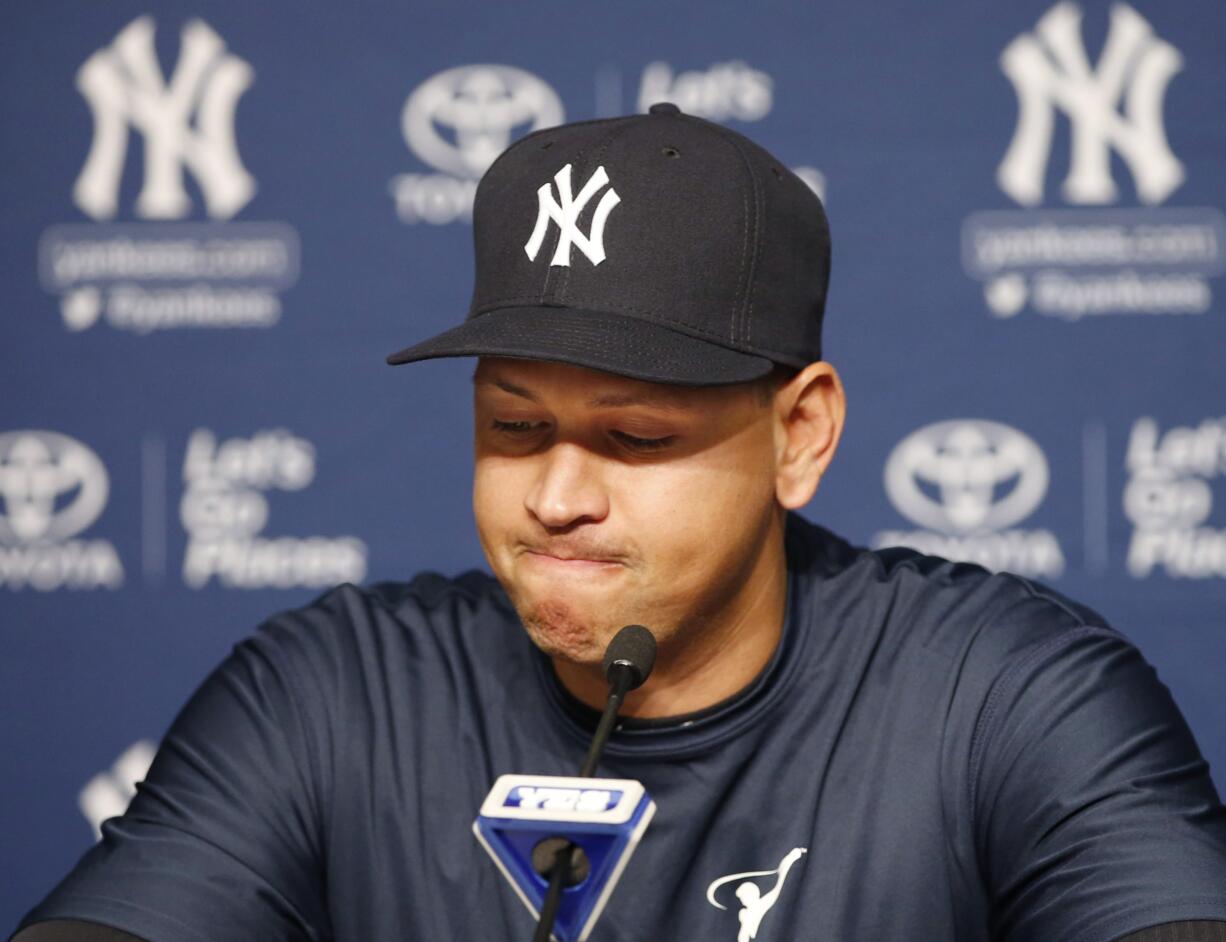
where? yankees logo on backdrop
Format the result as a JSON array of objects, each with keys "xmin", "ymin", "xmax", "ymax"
[
  {"xmin": 960, "ymin": 2, "xmax": 1217, "ymax": 323},
  {"xmin": 79, "ymin": 741, "xmax": 156, "ymax": 840},
  {"xmin": 40, "ymin": 16, "xmax": 300, "ymax": 337},
  {"xmin": 74, "ymin": 15, "xmax": 255, "ymax": 221},
  {"xmin": 997, "ymin": 2, "xmax": 1183, "ymax": 207},
  {"xmin": 524, "ymin": 163, "xmax": 621, "ymax": 267}
]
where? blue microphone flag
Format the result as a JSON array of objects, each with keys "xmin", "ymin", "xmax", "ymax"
[{"xmin": 473, "ymin": 773, "xmax": 656, "ymax": 942}]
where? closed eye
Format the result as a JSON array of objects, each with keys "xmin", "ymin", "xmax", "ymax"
[
  {"xmin": 488, "ymin": 420, "xmax": 675, "ymax": 452},
  {"xmin": 611, "ymin": 431, "xmax": 676, "ymax": 451},
  {"xmin": 491, "ymin": 419, "xmax": 546, "ymax": 434}
]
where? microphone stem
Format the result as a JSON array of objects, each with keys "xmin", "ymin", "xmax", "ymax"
[
  {"xmin": 532, "ymin": 664, "xmax": 635, "ymax": 941},
  {"xmin": 579, "ymin": 666, "xmax": 632, "ymax": 778},
  {"xmin": 532, "ymin": 856, "xmax": 570, "ymax": 942}
]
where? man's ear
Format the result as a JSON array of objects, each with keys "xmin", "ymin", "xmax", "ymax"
[{"xmin": 773, "ymin": 361, "xmax": 846, "ymax": 509}]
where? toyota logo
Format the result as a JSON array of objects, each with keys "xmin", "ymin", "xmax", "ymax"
[
  {"xmin": 402, "ymin": 64, "xmax": 564, "ymax": 179},
  {"xmin": 0, "ymin": 431, "xmax": 110, "ymax": 545},
  {"xmin": 884, "ymin": 420, "xmax": 1049, "ymax": 535}
]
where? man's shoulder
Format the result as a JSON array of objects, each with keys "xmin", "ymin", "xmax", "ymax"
[
  {"xmin": 239, "ymin": 569, "xmax": 518, "ymax": 680},
  {"xmin": 787, "ymin": 512, "xmax": 1118, "ymax": 667},
  {"xmin": 366, "ymin": 568, "xmax": 510, "ymax": 619},
  {"xmin": 283, "ymin": 568, "xmax": 507, "ymax": 623}
]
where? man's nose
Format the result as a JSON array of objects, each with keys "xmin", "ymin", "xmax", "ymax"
[{"xmin": 524, "ymin": 442, "xmax": 609, "ymax": 529}]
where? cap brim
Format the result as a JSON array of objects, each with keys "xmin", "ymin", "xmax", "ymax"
[{"xmin": 386, "ymin": 306, "xmax": 775, "ymax": 386}]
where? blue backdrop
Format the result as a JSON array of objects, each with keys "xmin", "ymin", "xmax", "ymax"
[{"xmin": 3, "ymin": 0, "xmax": 1224, "ymax": 930}]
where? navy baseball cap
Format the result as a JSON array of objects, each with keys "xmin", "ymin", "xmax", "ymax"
[{"xmin": 387, "ymin": 102, "xmax": 831, "ymax": 386}]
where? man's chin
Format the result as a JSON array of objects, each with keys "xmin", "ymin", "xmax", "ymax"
[{"xmin": 516, "ymin": 598, "xmax": 613, "ymax": 666}]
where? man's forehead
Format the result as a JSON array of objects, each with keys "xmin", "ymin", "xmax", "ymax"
[{"xmin": 472, "ymin": 358, "xmax": 716, "ymax": 411}]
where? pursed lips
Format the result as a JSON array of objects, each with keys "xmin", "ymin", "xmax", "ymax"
[{"xmin": 518, "ymin": 545, "xmax": 626, "ymax": 570}]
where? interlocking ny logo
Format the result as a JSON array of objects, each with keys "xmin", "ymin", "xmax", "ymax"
[
  {"xmin": 524, "ymin": 163, "xmax": 621, "ymax": 267},
  {"xmin": 79, "ymin": 740, "xmax": 156, "ymax": 841},
  {"xmin": 74, "ymin": 16, "xmax": 256, "ymax": 221},
  {"xmin": 997, "ymin": 2, "xmax": 1184, "ymax": 207}
]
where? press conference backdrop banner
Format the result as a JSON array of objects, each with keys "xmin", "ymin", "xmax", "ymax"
[{"xmin": 2, "ymin": 0, "xmax": 1224, "ymax": 929}]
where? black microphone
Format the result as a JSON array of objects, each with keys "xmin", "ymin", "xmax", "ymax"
[
  {"xmin": 531, "ymin": 625, "xmax": 657, "ymax": 942},
  {"xmin": 581, "ymin": 624, "xmax": 657, "ymax": 776}
]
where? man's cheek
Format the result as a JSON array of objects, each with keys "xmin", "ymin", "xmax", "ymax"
[
  {"xmin": 472, "ymin": 493, "xmax": 513, "ymax": 580},
  {"xmin": 474, "ymin": 468, "xmax": 518, "ymax": 528}
]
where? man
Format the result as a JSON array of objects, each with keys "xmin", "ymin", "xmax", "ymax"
[{"xmin": 12, "ymin": 105, "xmax": 1226, "ymax": 941}]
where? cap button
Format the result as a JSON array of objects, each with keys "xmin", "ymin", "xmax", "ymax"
[{"xmin": 648, "ymin": 102, "xmax": 681, "ymax": 116}]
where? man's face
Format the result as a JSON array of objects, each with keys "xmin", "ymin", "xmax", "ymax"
[{"xmin": 472, "ymin": 357, "xmax": 783, "ymax": 667}]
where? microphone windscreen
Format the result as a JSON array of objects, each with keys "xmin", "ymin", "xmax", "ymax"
[{"xmin": 602, "ymin": 624, "xmax": 657, "ymax": 689}]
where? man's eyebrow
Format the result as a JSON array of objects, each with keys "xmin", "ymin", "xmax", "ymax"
[
  {"xmin": 473, "ymin": 376, "xmax": 540, "ymax": 401},
  {"xmin": 472, "ymin": 374, "xmax": 696, "ymax": 412},
  {"xmin": 585, "ymin": 391, "xmax": 696, "ymax": 412}
]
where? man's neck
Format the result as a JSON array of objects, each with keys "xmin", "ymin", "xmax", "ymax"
[{"xmin": 552, "ymin": 519, "xmax": 789, "ymax": 719}]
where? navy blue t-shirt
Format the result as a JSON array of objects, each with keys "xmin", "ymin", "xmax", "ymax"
[{"xmin": 18, "ymin": 514, "xmax": 1226, "ymax": 941}]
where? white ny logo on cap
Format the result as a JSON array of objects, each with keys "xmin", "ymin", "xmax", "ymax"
[{"xmin": 524, "ymin": 163, "xmax": 621, "ymax": 267}]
